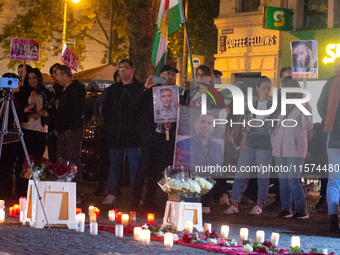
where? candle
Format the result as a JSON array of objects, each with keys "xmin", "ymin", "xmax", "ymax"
[
  {"xmin": 221, "ymin": 225, "xmax": 229, "ymax": 238},
  {"xmin": 256, "ymin": 230, "xmax": 265, "ymax": 243},
  {"xmin": 19, "ymin": 197, "xmax": 26, "ymax": 212},
  {"xmin": 76, "ymin": 208, "xmax": 82, "ymax": 215},
  {"xmin": 134, "ymin": 227, "xmax": 142, "ymax": 241},
  {"xmin": 22, "ymin": 210, "xmax": 26, "ymax": 225},
  {"xmin": 291, "ymin": 236, "xmax": 300, "ymax": 248},
  {"xmin": 147, "ymin": 213, "xmax": 154, "ymax": 224},
  {"xmin": 0, "ymin": 200, "xmax": 4, "ymax": 210},
  {"xmin": 185, "ymin": 221, "xmax": 193, "ymax": 233},
  {"xmin": 115, "ymin": 224, "xmax": 124, "ymax": 237},
  {"xmin": 94, "ymin": 207, "xmax": 100, "ymax": 219},
  {"xmin": 240, "ymin": 228, "xmax": 249, "ymax": 240},
  {"xmin": 13, "ymin": 204, "xmax": 20, "ymax": 215},
  {"xmin": 19, "ymin": 211, "xmax": 26, "ymax": 223},
  {"xmin": 130, "ymin": 211, "xmax": 136, "ymax": 222},
  {"xmin": 164, "ymin": 233, "xmax": 173, "ymax": 247},
  {"xmin": 116, "ymin": 212, "xmax": 123, "ymax": 224},
  {"xmin": 0, "ymin": 209, "xmax": 4, "ymax": 223},
  {"xmin": 108, "ymin": 210, "xmax": 116, "ymax": 221},
  {"xmin": 141, "ymin": 229, "xmax": 150, "ymax": 243},
  {"xmin": 204, "ymin": 223, "xmax": 212, "ymax": 233},
  {"xmin": 122, "ymin": 214, "xmax": 129, "ymax": 227},
  {"xmin": 9, "ymin": 207, "xmax": 15, "ymax": 217},
  {"xmin": 76, "ymin": 213, "xmax": 85, "ymax": 232},
  {"xmin": 90, "ymin": 222, "xmax": 98, "ymax": 235},
  {"xmin": 89, "ymin": 213, "xmax": 96, "ymax": 223},
  {"xmin": 271, "ymin": 232, "xmax": 280, "ymax": 246},
  {"xmin": 88, "ymin": 206, "xmax": 95, "ymax": 216}
]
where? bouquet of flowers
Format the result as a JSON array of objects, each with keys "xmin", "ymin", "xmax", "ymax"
[
  {"xmin": 22, "ymin": 156, "xmax": 77, "ymax": 182},
  {"xmin": 158, "ymin": 167, "xmax": 215, "ymax": 198}
]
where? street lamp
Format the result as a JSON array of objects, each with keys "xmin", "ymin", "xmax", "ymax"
[{"xmin": 62, "ymin": 0, "xmax": 80, "ymax": 46}]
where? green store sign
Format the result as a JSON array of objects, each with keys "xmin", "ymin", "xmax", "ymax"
[{"xmin": 266, "ymin": 6, "xmax": 292, "ymax": 31}]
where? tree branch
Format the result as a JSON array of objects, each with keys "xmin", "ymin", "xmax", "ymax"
[
  {"xmin": 95, "ymin": 14, "xmax": 109, "ymax": 42},
  {"xmin": 85, "ymin": 32, "xmax": 107, "ymax": 47}
]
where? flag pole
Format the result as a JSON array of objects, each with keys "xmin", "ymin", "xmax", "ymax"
[{"xmin": 179, "ymin": 0, "xmax": 197, "ymax": 89}]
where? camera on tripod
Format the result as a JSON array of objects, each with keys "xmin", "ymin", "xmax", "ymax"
[{"xmin": 0, "ymin": 77, "xmax": 19, "ymax": 89}]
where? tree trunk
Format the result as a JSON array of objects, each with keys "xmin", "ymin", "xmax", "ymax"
[{"xmin": 123, "ymin": 0, "xmax": 158, "ymax": 83}]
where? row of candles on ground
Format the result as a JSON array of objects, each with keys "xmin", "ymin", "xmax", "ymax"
[{"xmin": 0, "ymin": 198, "xmax": 27, "ymax": 223}]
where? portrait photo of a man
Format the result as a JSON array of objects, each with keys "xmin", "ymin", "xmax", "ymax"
[
  {"xmin": 153, "ymin": 85, "xmax": 179, "ymax": 123},
  {"xmin": 291, "ymin": 40, "xmax": 318, "ymax": 78}
]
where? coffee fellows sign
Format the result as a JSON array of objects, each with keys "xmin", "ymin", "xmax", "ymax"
[{"xmin": 224, "ymin": 35, "xmax": 276, "ymax": 49}]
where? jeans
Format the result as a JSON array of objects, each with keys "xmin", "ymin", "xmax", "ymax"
[
  {"xmin": 275, "ymin": 157, "xmax": 307, "ymax": 214},
  {"xmin": 230, "ymin": 145, "xmax": 272, "ymax": 205},
  {"xmin": 326, "ymin": 135, "xmax": 340, "ymax": 215},
  {"xmin": 108, "ymin": 147, "xmax": 140, "ymax": 196}
]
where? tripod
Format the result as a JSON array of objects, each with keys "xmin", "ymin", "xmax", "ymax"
[{"xmin": 0, "ymin": 88, "xmax": 50, "ymax": 229}]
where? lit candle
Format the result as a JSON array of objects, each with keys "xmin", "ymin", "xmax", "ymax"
[
  {"xmin": 185, "ymin": 221, "xmax": 193, "ymax": 233},
  {"xmin": 19, "ymin": 211, "xmax": 26, "ymax": 223},
  {"xmin": 164, "ymin": 233, "xmax": 173, "ymax": 247},
  {"xmin": 141, "ymin": 229, "xmax": 150, "ymax": 243},
  {"xmin": 19, "ymin": 197, "xmax": 26, "ymax": 212},
  {"xmin": 134, "ymin": 227, "xmax": 142, "ymax": 241},
  {"xmin": 76, "ymin": 213, "xmax": 85, "ymax": 232},
  {"xmin": 89, "ymin": 213, "xmax": 96, "ymax": 223},
  {"xmin": 0, "ymin": 209, "xmax": 4, "ymax": 223},
  {"xmin": 130, "ymin": 211, "xmax": 136, "ymax": 222},
  {"xmin": 256, "ymin": 230, "xmax": 265, "ymax": 243},
  {"xmin": 116, "ymin": 212, "xmax": 123, "ymax": 224},
  {"xmin": 122, "ymin": 214, "xmax": 129, "ymax": 227},
  {"xmin": 271, "ymin": 232, "xmax": 280, "ymax": 246},
  {"xmin": 76, "ymin": 208, "xmax": 82, "ymax": 215},
  {"xmin": 221, "ymin": 225, "xmax": 229, "ymax": 238},
  {"xmin": 291, "ymin": 236, "xmax": 300, "ymax": 248},
  {"xmin": 240, "ymin": 228, "xmax": 249, "ymax": 241},
  {"xmin": 88, "ymin": 206, "xmax": 95, "ymax": 216},
  {"xmin": 94, "ymin": 207, "xmax": 100, "ymax": 219},
  {"xmin": 204, "ymin": 223, "xmax": 212, "ymax": 233},
  {"xmin": 9, "ymin": 207, "xmax": 15, "ymax": 217},
  {"xmin": 108, "ymin": 210, "xmax": 115, "ymax": 221},
  {"xmin": 115, "ymin": 224, "xmax": 124, "ymax": 237},
  {"xmin": 90, "ymin": 222, "xmax": 98, "ymax": 235},
  {"xmin": 147, "ymin": 213, "xmax": 154, "ymax": 224},
  {"xmin": 13, "ymin": 204, "xmax": 20, "ymax": 215},
  {"xmin": 0, "ymin": 200, "xmax": 4, "ymax": 210}
]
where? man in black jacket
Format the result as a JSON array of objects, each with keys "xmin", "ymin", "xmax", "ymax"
[
  {"xmin": 101, "ymin": 59, "xmax": 143, "ymax": 204},
  {"xmin": 54, "ymin": 65, "xmax": 85, "ymax": 204},
  {"xmin": 130, "ymin": 65, "xmax": 179, "ymax": 211}
]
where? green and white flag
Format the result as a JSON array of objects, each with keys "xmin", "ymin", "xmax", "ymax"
[{"xmin": 151, "ymin": 0, "xmax": 183, "ymax": 75}]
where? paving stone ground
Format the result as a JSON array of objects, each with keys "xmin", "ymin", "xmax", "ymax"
[{"xmin": 0, "ymin": 181, "xmax": 339, "ymax": 255}]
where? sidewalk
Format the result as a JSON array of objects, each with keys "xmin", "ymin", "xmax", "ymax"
[{"xmin": 0, "ymin": 181, "xmax": 338, "ymax": 255}]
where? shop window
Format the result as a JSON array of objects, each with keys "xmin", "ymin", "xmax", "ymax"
[
  {"xmin": 236, "ymin": 0, "xmax": 260, "ymax": 13},
  {"xmin": 303, "ymin": 0, "xmax": 328, "ymax": 30}
]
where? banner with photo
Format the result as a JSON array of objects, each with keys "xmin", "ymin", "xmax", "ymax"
[
  {"xmin": 291, "ymin": 40, "xmax": 318, "ymax": 79},
  {"xmin": 153, "ymin": 85, "xmax": 179, "ymax": 123},
  {"xmin": 10, "ymin": 38, "xmax": 40, "ymax": 61},
  {"xmin": 61, "ymin": 44, "xmax": 79, "ymax": 72},
  {"xmin": 173, "ymin": 106, "xmax": 226, "ymax": 178}
]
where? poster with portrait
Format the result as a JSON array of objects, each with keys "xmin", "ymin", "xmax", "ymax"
[
  {"xmin": 153, "ymin": 85, "xmax": 179, "ymax": 123},
  {"xmin": 291, "ymin": 40, "xmax": 318, "ymax": 79},
  {"xmin": 10, "ymin": 38, "xmax": 40, "ymax": 61},
  {"xmin": 61, "ymin": 44, "xmax": 79, "ymax": 72},
  {"xmin": 173, "ymin": 106, "xmax": 226, "ymax": 177}
]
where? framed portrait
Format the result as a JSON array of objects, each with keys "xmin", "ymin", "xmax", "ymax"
[{"xmin": 153, "ymin": 85, "xmax": 179, "ymax": 123}]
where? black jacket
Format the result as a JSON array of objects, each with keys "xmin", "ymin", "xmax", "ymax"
[
  {"xmin": 55, "ymin": 80, "xmax": 85, "ymax": 134},
  {"xmin": 102, "ymin": 78, "xmax": 144, "ymax": 149}
]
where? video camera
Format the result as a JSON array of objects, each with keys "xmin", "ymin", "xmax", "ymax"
[{"xmin": 0, "ymin": 78, "xmax": 19, "ymax": 89}]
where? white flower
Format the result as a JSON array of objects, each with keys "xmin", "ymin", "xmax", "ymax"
[
  {"xmin": 189, "ymin": 181, "xmax": 201, "ymax": 193},
  {"xmin": 173, "ymin": 234, "xmax": 179, "ymax": 241},
  {"xmin": 204, "ymin": 181, "xmax": 213, "ymax": 190},
  {"xmin": 168, "ymin": 179, "xmax": 183, "ymax": 190},
  {"xmin": 141, "ymin": 224, "xmax": 149, "ymax": 229},
  {"xmin": 182, "ymin": 181, "xmax": 190, "ymax": 190},
  {"xmin": 208, "ymin": 238, "xmax": 218, "ymax": 245},
  {"xmin": 321, "ymin": 249, "xmax": 328, "ymax": 254},
  {"xmin": 243, "ymin": 244, "xmax": 253, "ymax": 252},
  {"xmin": 156, "ymin": 231, "xmax": 165, "ymax": 237}
]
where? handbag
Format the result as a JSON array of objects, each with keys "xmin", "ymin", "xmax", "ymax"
[{"xmin": 249, "ymin": 133, "xmax": 272, "ymax": 150}]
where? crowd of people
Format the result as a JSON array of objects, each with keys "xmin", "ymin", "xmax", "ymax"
[{"xmin": 1, "ymin": 57, "xmax": 340, "ymax": 234}]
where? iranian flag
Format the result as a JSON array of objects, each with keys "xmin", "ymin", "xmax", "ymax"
[{"xmin": 151, "ymin": 0, "xmax": 183, "ymax": 75}]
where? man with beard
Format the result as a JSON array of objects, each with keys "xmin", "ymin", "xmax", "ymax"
[{"xmin": 292, "ymin": 41, "xmax": 317, "ymax": 73}]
